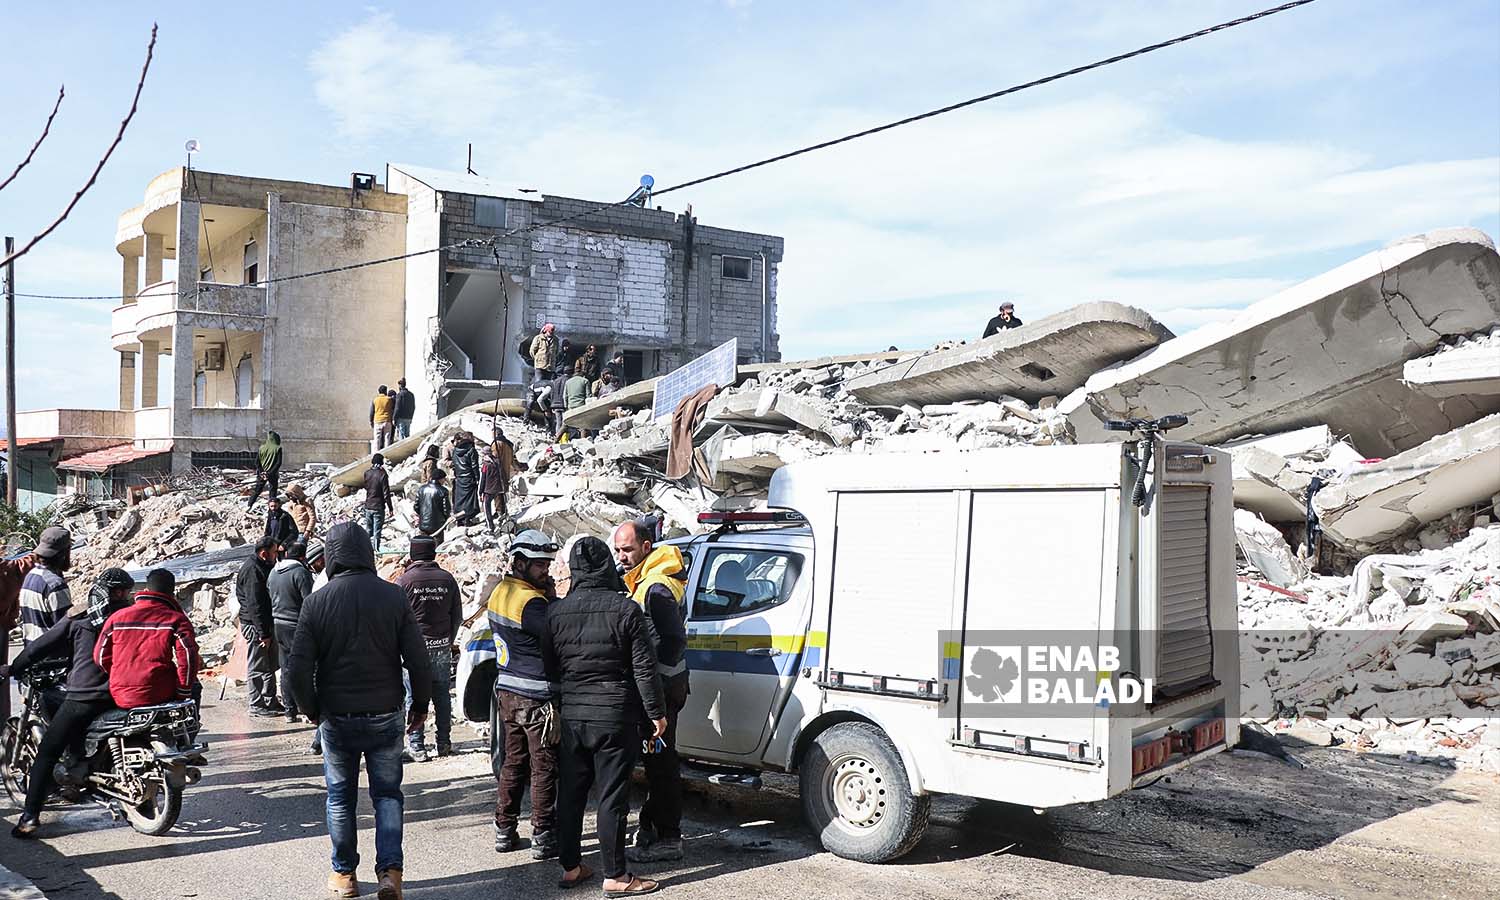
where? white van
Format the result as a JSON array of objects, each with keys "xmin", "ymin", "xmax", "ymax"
[{"xmin": 462, "ymin": 432, "xmax": 1239, "ymax": 862}]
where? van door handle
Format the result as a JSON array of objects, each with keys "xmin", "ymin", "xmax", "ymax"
[{"xmin": 745, "ymin": 647, "xmax": 782, "ymax": 657}]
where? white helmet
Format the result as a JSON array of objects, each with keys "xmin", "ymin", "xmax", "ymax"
[{"xmin": 511, "ymin": 529, "xmax": 559, "ymax": 561}]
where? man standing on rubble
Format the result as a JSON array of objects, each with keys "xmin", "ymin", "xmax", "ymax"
[
  {"xmin": 530, "ymin": 324, "xmax": 560, "ymax": 382},
  {"xmin": 286, "ymin": 484, "xmax": 318, "ymax": 540},
  {"xmin": 238, "ymin": 536, "xmax": 284, "ymax": 718},
  {"xmin": 398, "ymin": 535, "xmax": 461, "ymax": 760},
  {"xmin": 18, "ymin": 527, "xmax": 72, "ymax": 646},
  {"xmin": 480, "ymin": 436, "xmax": 516, "ymax": 534},
  {"xmin": 394, "ymin": 378, "xmax": 416, "ymax": 441},
  {"xmin": 449, "ymin": 432, "xmax": 482, "ymax": 527},
  {"xmin": 247, "ymin": 430, "xmax": 283, "ymax": 509},
  {"xmin": 269, "ymin": 540, "xmax": 315, "ymax": 723},
  {"xmin": 364, "ymin": 454, "xmax": 394, "ymax": 551},
  {"xmin": 371, "ymin": 385, "xmax": 396, "ymax": 453},
  {"xmin": 612, "ymin": 520, "xmax": 690, "ymax": 863},
  {"xmin": 415, "ymin": 468, "xmax": 452, "ymax": 548},
  {"xmin": 604, "ymin": 350, "xmax": 627, "ymax": 388},
  {"xmin": 488, "ymin": 529, "xmax": 560, "ymax": 858},
  {"xmin": 287, "ymin": 521, "xmax": 432, "ymax": 900},
  {"xmin": 266, "ymin": 496, "xmax": 300, "ymax": 552},
  {"xmin": 982, "ymin": 301, "xmax": 1023, "ymax": 338}
]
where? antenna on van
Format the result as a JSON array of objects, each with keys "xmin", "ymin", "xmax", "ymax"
[{"xmin": 1105, "ymin": 415, "xmax": 1189, "ymax": 509}]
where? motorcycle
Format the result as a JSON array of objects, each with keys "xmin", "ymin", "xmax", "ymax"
[{"xmin": 2, "ymin": 661, "xmax": 208, "ymax": 835}]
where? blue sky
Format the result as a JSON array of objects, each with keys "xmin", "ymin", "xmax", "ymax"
[{"xmin": 1, "ymin": 0, "xmax": 1496, "ymax": 414}]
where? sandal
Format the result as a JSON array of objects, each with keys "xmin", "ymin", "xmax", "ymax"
[
  {"xmin": 604, "ymin": 875, "xmax": 661, "ymax": 897},
  {"xmin": 558, "ymin": 865, "xmax": 595, "ymax": 889}
]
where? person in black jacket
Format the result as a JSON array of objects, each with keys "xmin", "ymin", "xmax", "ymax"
[
  {"xmin": 237, "ymin": 536, "xmax": 283, "ymax": 717},
  {"xmin": 1, "ymin": 568, "xmax": 134, "ymax": 838},
  {"xmin": 448, "ymin": 432, "xmax": 481, "ymax": 526},
  {"xmin": 393, "ymin": 378, "xmax": 416, "ymax": 441},
  {"xmin": 981, "ymin": 301, "xmax": 1023, "ymax": 338},
  {"xmin": 287, "ymin": 521, "xmax": 432, "ymax": 900},
  {"xmin": 364, "ymin": 454, "xmax": 395, "ymax": 551},
  {"xmin": 546, "ymin": 537, "xmax": 666, "ymax": 895},
  {"xmin": 265, "ymin": 496, "xmax": 300, "ymax": 552},
  {"xmin": 268, "ymin": 541, "xmax": 315, "ymax": 723},
  {"xmin": 396, "ymin": 535, "xmax": 461, "ymax": 758},
  {"xmin": 415, "ymin": 469, "xmax": 452, "ymax": 547}
]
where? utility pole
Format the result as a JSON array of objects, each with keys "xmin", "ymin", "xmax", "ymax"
[{"xmin": 4, "ymin": 235, "xmax": 16, "ymax": 507}]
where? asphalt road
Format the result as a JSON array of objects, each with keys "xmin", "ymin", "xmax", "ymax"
[{"xmin": 2, "ymin": 689, "xmax": 1496, "ymax": 900}]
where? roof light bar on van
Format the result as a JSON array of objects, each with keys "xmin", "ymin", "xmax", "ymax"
[{"xmin": 697, "ymin": 509, "xmax": 806, "ymax": 526}]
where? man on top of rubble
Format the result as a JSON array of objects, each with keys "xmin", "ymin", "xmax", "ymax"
[
  {"xmin": 394, "ymin": 378, "xmax": 416, "ymax": 441},
  {"xmin": 488, "ymin": 529, "xmax": 561, "ymax": 858},
  {"xmin": 611, "ymin": 519, "xmax": 690, "ymax": 863},
  {"xmin": 266, "ymin": 496, "xmax": 300, "ymax": 552},
  {"xmin": 18, "ymin": 526, "xmax": 72, "ymax": 646},
  {"xmin": 364, "ymin": 453, "xmax": 394, "ymax": 552},
  {"xmin": 238, "ymin": 535, "xmax": 284, "ymax": 718},
  {"xmin": 269, "ymin": 540, "xmax": 315, "ymax": 723},
  {"xmin": 449, "ymin": 432, "xmax": 482, "ymax": 527},
  {"xmin": 982, "ymin": 301, "xmax": 1023, "ymax": 338},
  {"xmin": 286, "ymin": 483, "xmax": 318, "ymax": 539},
  {"xmin": 398, "ymin": 534, "xmax": 461, "ymax": 760},
  {"xmin": 530, "ymin": 324, "xmax": 561, "ymax": 381},
  {"xmin": 247, "ymin": 430, "xmax": 283, "ymax": 509},
  {"xmin": 415, "ymin": 468, "xmax": 452, "ymax": 548},
  {"xmin": 604, "ymin": 350, "xmax": 627, "ymax": 388},
  {"xmin": 480, "ymin": 435, "xmax": 516, "ymax": 534},
  {"xmin": 371, "ymin": 384, "xmax": 396, "ymax": 453}
]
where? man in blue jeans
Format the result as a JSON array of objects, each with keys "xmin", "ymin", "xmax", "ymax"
[
  {"xmin": 363, "ymin": 453, "xmax": 394, "ymax": 552},
  {"xmin": 288, "ymin": 521, "xmax": 432, "ymax": 900}
]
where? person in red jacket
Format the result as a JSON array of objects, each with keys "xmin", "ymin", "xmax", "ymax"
[{"xmin": 96, "ymin": 569, "xmax": 201, "ymax": 708}]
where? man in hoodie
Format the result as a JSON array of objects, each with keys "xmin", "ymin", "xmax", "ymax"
[
  {"xmin": 285, "ymin": 484, "xmax": 318, "ymax": 540},
  {"xmin": 488, "ymin": 530, "xmax": 560, "ymax": 858},
  {"xmin": 393, "ymin": 378, "xmax": 416, "ymax": 441},
  {"xmin": 547, "ymin": 537, "xmax": 666, "ymax": 895},
  {"xmin": 237, "ymin": 536, "xmax": 283, "ymax": 717},
  {"xmin": 370, "ymin": 384, "xmax": 396, "ymax": 453},
  {"xmin": 448, "ymin": 432, "xmax": 481, "ymax": 527},
  {"xmin": 364, "ymin": 453, "xmax": 394, "ymax": 551},
  {"xmin": 2, "ymin": 568, "xmax": 134, "ymax": 838},
  {"xmin": 269, "ymin": 540, "xmax": 315, "ymax": 723},
  {"xmin": 415, "ymin": 468, "xmax": 452, "ymax": 548},
  {"xmin": 18, "ymin": 526, "xmax": 72, "ymax": 645},
  {"xmin": 529, "ymin": 323, "xmax": 560, "ymax": 381},
  {"xmin": 247, "ymin": 430, "xmax": 283, "ymax": 509},
  {"xmin": 613, "ymin": 519, "xmax": 690, "ymax": 863},
  {"xmin": 288, "ymin": 521, "xmax": 432, "ymax": 900},
  {"xmin": 96, "ymin": 569, "xmax": 201, "ymax": 711},
  {"xmin": 397, "ymin": 535, "xmax": 461, "ymax": 759},
  {"xmin": 265, "ymin": 496, "xmax": 300, "ymax": 552}
]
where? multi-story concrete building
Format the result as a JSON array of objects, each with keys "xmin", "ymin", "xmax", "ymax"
[{"xmin": 15, "ymin": 163, "xmax": 783, "ymax": 479}]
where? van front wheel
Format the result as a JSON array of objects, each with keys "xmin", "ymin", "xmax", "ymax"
[{"xmin": 800, "ymin": 722, "xmax": 929, "ymax": 862}]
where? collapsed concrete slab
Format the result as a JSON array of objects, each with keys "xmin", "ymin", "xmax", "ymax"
[
  {"xmin": 844, "ymin": 301, "xmax": 1171, "ymax": 407},
  {"xmin": 1313, "ymin": 413, "xmax": 1500, "ymax": 551},
  {"xmin": 1228, "ymin": 445, "xmax": 1314, "ymax": 523},
  {"xmin": 1062, "ymin": 228, "xmax": 1500, "ymax": 456},
  {"xmin": 1404, "ymin": 331, "xmax": 1500, "ymax": 398}
]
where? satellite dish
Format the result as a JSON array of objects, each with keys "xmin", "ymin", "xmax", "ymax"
[
  {"xmin": 640, "ymin": 174, "xmax": 654, "ymax": 189},
  {"xmin": 185, "ymin": 139, "xmax": 200, "ymax": 153}
]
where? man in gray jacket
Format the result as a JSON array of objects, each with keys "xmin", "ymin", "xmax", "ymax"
[{"xmin": 269, "ymin": 540, "xmax": 315, "ymax": 723}]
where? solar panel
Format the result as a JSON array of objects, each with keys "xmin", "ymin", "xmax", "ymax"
[{"xmin": 652, "ymin": 338, "xmax": 739, "ymax": 421}]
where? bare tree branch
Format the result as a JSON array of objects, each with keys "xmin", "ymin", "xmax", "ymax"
[
  {"xmin": 0, "ymin": 24, "xmax": 157, "ymax": 269},
  {"xmin": 0, "ymin": 86, "xmax": 65, "ymax": 195}
]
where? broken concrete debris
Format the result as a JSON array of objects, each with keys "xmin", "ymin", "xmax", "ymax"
[{"xmin": 34, "ymin": 228, "xmax": 1500, "ymax": 775}]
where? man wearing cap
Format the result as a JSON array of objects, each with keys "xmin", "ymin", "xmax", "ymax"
[
  {"xmin": 613, "ymin": 520, "xmax": 690, "ymax": 863},
  {"xmin": 393, "ymin": 378, "xmax": 416, "ymax": 441},
  {"xmin": 982, "ymin": 301, "xmax": 1024, "ymax": 338},
  {"xmin": 18, "ymin": 527, "xmax": 73, "ymax": 646},
  {"xmin": 529, "ymin": 324, "xmax": 560, "ymax": 382},
  {"xmin": 397, "ymin": 535, "xmax": 462, "ymax": 759},
  {"xmin": 487, "ymin": 529, "xmax": 561, "ymax": 858}
]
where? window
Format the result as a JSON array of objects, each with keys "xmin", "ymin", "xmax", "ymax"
[
  {"xmin": 720, "ymin": 255, "xmax": 752, "ymax": 281},
  {"xmin": 475, "ymin": 197, "xmax": 507, "ymax": 228},
  {"xmin": 242, "ymin": 239, "xmax": 258, "ymax": 285},
  {"xmin": 691, "ymin": 548, "xmax": 804, "ymax": 620}
]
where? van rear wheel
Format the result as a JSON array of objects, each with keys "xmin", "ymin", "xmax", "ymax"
[{"xmin": 800, "ymin": 722, "xmax": 929, "ymax": 862}]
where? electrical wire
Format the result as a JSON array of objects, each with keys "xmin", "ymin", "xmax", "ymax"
[{"xmin": 10, "ymin": 0, "xmax": 1319, "ymax": 303}]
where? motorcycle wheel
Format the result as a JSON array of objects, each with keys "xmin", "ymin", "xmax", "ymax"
[
  {"xmin": 1, "ymin": 717, "xmax": 43, "ymax": 807},
  {"xmin": 122, "ymin": 776, "xmax": 182, "ymax": 836}
]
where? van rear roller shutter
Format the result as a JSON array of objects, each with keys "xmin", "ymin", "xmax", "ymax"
[{"xmin": 1158, "ymin": 485, "xmax": 1213, "ymax": 697}]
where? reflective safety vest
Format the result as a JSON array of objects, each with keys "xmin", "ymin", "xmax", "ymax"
[{"xmin": 486, "ymin": 576, "xmax": 555, "ymax": 700}]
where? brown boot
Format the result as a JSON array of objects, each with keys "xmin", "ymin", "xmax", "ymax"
[
  {"xmin": 377, "ymin": 867, "xmax": 403, "ymax": 900},
  {"xmin": 326, "ymin": 870, "xmax": 358, "ymax": 898}
]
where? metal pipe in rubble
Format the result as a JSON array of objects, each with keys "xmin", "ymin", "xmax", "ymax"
[{"xmin": 757, "ymin": 250, "xmax": 769, "ymax": 362}]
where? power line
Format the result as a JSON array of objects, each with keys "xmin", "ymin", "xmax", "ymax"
[{"xmin": 10, "ymin": 0, "xmax": 1319, "ymax": 302}]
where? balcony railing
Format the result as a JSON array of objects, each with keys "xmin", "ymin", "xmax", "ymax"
[{"xmin": 111, "ymin": 280, "xmax": 267, "ymax": 349}]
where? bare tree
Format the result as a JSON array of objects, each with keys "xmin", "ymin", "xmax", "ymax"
[
  {"xmin": 0, "ymin": 86, "xmax": 64, "ymax": 195},
  {"xmin": 0, "ymin": 24, "xmax": 157, "ymax": 269}
]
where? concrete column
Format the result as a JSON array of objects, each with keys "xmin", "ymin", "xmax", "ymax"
[
  {"xmin": 139, "ymin": 340, "xmax": 160, "ymax": 408},
  {"xmin": 144, "ymin": 233, "xmax": 165, "ymax": 287},
  {"xmin": 170, "ymin": 322, "xmax": 195, "ymax": 441},
  {"xmin": 118, "ymin": 351, "xmax": 136, "ymax": 410},
  {"xmin": 176, "ymin": 199, "xmax": 200, "ymax": 295},
  {"xmin": 121, "ymin": 254, "xmax": 139, "ymax": 303}
]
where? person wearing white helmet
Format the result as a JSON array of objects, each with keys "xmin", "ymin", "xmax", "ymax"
[{"xmin": 487, "ymin": 529, "xmax": 562, "ymax": 858}]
